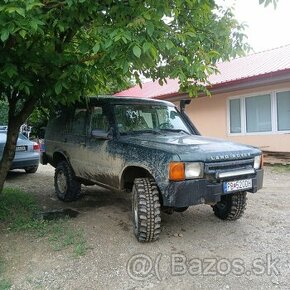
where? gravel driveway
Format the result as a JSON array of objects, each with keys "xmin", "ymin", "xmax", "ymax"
[{"xmin": 1, "ymin": 164, "xmax": 290, "ymax": 289}]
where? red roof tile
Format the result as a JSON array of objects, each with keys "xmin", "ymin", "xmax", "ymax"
[{"xmin": 115, "ymin": 44, "xmax": 290, "ymax": 98}]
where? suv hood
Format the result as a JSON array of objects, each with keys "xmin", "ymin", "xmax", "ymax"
[{"xmin": 119, "ymin": 133, "xmax": 261, "ymax": 162}]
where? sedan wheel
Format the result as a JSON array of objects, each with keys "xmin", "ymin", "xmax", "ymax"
[{"xmin": 25, "ymin": 165, "xmax": 38, "ymax": 174}]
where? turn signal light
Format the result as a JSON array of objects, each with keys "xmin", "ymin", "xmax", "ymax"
[{"xmin": 169, "ymin": 162, "xmax": 185, "ymax": 181}]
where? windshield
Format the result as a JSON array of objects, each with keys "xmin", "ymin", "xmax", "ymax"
[{"xmin": 114, "ymin": 104, "xmax": 191, "ymax": 134}]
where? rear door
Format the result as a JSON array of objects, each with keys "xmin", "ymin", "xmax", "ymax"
[{"xmin": 65, "ymin": 108, "xmax": 88, "ymax": 177}]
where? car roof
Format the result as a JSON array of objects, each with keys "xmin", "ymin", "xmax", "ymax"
[{"xmin": 88, "ymin": 95, "xmax": 175, "ymax": 107}]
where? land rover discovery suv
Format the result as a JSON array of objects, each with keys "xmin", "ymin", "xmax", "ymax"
[{"xmin": 41, "ymin": 96, "xmax": 263, "ymax": 242}]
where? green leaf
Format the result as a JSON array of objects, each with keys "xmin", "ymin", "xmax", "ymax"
[
  {"xmin": 104, "ymin": 39, "xmax": 113, "ymax": 49},
  {"xmin": 3, "ymin": 64, "xmax": 17, "ymax": 78},
  {"xmin": 133, "ymin": 45, "xmax": 141, "ymax": 58},
  {"xmin": 149, "ymin": 45, "xmax": 158, "ymax": 60},
  {"xmin": 1, "ymin": 30, "xmax": 9, "ymax": 42},
  {"xmin": 121, "ymin": 37, "xmax": 128, "ymax": 44},
  {"xmin": 146, "ymin": 22, "xmax": 154, "ymax": 36},
  {"xmin": 165, "ymin": 40, "xmax": 174, "ymax": 50},
  {"xmin": 24, "ymin": 86, "xmax": 30, "ymax": 95},
  {"xmin": 19, "ymin": 30, "xmax": 27, "ymax": 38},
  {"xmin": 142, "ymin": 42, "xmax": 151, "ymax": 53},
  {"xmin": 55, "ymin": 82, "xmax": 62, "ymax": 95},
  {"xmin": 79, "ymin": 42, "xmax": 90, "ymax": 53},
  {"xmin": 143, "ymin": 13, "xmax": 151, "ymax": 20},
  {"xmin": 185, "ymin": 32, "xmax": 196, "ymax": 37},
  {"xmin": 30, "ymin": 20, "xmax": 39, "ymax": 31},
  {"xmin": 6, "ymin": 7, "xmax": 25, "ymax": 17},
  {"xmin": 92, "ymin": 43, "xmax": 100, "ymax": 53},
  {"xmin": 123, "ymin": 62, "xmax": 129, "ymax": 74}
]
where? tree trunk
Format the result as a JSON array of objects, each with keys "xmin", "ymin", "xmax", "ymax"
[
  {"xmin": 0, "ymin": 96, "xmax": 38, "ymax": 194},
  {"xmin": 0, "ymin": 120, "xmax": 21, "ymax": 193}
]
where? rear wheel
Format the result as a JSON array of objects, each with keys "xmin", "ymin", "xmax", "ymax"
[
  {"xmin": 213, "ymin": 192, "xmax": 247, "ymax": 220},
  {"xmin": 132, "ymin": 178, "xmax": 161, "ymax": 242},
  {"xmin": 54, "ymin": 161, "xmax": 81, "ymax": 202},
  {"xmin": 25, "ymin": 165, "xmax": 38, "ymax": 174}
]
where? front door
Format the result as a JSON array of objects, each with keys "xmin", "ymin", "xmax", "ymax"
[{"xmin": 83, "ymin": 105, "xmax": 118, "ymax": 187}]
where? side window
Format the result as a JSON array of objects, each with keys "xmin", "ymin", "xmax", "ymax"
[
  {"xmin": 72, "ymin": 109, "xmax": 87, "ymax": 135},
  {"xmin": 90, "ymin": 106, "xmax": 109, "ymax": 132}
]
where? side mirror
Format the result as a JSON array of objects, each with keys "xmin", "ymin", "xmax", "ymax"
[
  {"xmin": 91, "ymin": 129, "xmax": 113, "ymax": 140},
  {"xmin": 180, "ymin": 99, "xmax": 191, "ymax": 112}
]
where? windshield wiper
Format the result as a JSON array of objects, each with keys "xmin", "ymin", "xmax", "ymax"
[
  {"xmin": 160, "ymin": 128, "xmax": 190, "ymax": 135},
  {"xmin": 121, "ymin": 129, "xmax": 163, "ymax": 135}
]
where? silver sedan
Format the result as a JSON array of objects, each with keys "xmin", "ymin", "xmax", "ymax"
[{"xmin": 0, "ymin": 131, "xmax": 40, "ymax": 173}]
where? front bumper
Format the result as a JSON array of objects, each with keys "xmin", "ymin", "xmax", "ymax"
[{"xmin": 162, "ymin": 169, "xmax": 263, "ymax": 208}]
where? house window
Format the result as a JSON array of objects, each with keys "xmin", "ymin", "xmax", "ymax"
[
  {"xmin": 245, "ymin": 94, "xmax": 272, "ymax": 133},
  {"xmin": 277, "ymin": 91, "xmax": 290, "ymax": 131},
  {"xmin": 229, "ymin": 99, "xmax": 241, "ymax": 133},
  {"xmin": 228, "ymin": 90, "xmax": 290, "ymax": 135}
]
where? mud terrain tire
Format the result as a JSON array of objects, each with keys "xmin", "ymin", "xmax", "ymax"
[
  {"xmin": 54, "ymin": 161, "xmax": 81, "ymax": 202},
  {"xmin": 132, "ymin": 178, "xmax": 161, "ymax": 242},
  {"xmin": 213, "ymin": 192, "xmax": 247, "ymax": 220}
]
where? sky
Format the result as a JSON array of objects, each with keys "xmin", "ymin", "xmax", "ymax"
[{"xmin": 218, "ymin": 0, "xmax": 290, "ymax": 53}]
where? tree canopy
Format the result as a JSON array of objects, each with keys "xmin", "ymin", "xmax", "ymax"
[{"xmin": 0, "ymin": 0, "xmax": 249, "ymax": 108}]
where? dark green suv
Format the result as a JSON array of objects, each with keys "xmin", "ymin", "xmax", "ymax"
[{"xmin": 41, "ymin": 96, "xmax": 263, "ymax": 242}]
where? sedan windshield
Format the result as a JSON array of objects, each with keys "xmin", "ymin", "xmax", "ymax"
[{"xmin": 114, "ymin": 104, "xmax": 191, "ymax": 135}]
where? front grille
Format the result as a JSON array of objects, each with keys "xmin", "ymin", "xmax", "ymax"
[{"xmin": 204, "ymin": 158, "xmax": 254, "ymax": 181}]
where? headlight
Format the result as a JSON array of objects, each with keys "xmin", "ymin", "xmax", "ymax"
[
  {"xmin": 254, "ymin": 155, "xmax": 263, "ymax": 169},
  {"xmin": 169, "ymin": 162, "xmax": 204, "ymax": 181},
  {"xmin": 185, "ymin": 162, "xmax": 204, "ymax": 179}
]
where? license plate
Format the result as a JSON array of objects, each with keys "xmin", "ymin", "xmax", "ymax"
[
  {"xmin": 223, "ymin": 179, "xmax": 252, "ymax": 193},
  {"xmin": 16, "ymin": 146, "xmax": 26, "ymax": 152}
]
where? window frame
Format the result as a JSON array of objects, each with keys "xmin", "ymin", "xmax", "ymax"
[
  {"xmin": 71, "ymin": 108, "xmax": 88, "ymax": 136},
  {"xmin": 276, "ymin": 90, "xmax": 290, "ymax": 131},
  {"xmin": 227, "ymin": 89, "xmax": 290, "ymax": 136}
]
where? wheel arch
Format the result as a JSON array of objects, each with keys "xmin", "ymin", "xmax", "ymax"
[
  {"xmin": 52, "ymin": 151, "xmax": 70, "ymax": 167},
  {"xmin": 120, "ymin": 165, "xmax": 154, "ymax": 192}
]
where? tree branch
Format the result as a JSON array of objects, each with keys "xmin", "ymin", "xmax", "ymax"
[
  {"xmin": 43, "ymin": 1, "xmax": 66, "ymax": 9},
  {"xmin": 80, "ymin": 52, "xmax": 103, "ymax": 63}
]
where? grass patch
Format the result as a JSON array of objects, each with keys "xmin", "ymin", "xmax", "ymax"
[
  {"xmin": 0, "ymin": 258, "xmax": 5, "ymax": 275},
  {"xmin": 0, "ymin": 280, "xmax": 12, "ymax": 290},
  {"xmin": 0, "ymin": 187, "xmax": 38, "ymax": 231},
  {"xmin": 270, "ymin": 164, "xmax": 290, "ymax": 173},
  {"xmin": 48, "ymin": 220, "xmax": 88, "ymax": 256},
  {"xmin": 0, "ymin": 258, "xmax": 12, "ymax": 290},
  {"xmin": 0, "ymin": 187, "xmax": 88, "ymax": 256}
]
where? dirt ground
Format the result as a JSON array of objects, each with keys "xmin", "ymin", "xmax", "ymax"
[{"xmin": 1, "ymin": 164, "xmax": 290, "ymax": 290}]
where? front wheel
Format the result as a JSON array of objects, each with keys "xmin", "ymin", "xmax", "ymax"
[
  {"xmin": 54, "ymin": 161, "xmax": 81, "ymax": 202},
  {"xmin": 213, "ymin": 192, "xmax": 247, "ymax": 220},
  {"xmin": 132, "ymin": 178, "xmax": 161, "ymax": 242}
]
